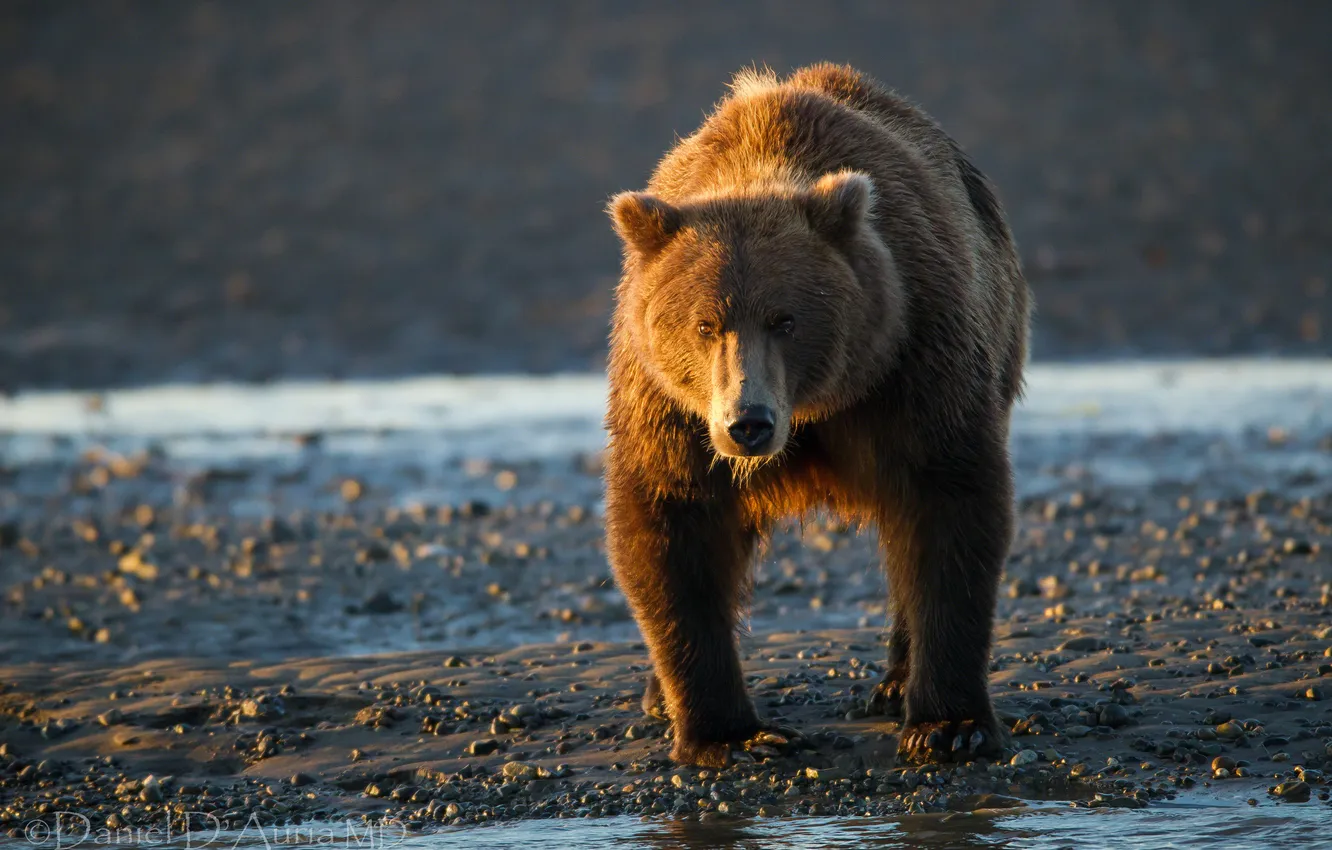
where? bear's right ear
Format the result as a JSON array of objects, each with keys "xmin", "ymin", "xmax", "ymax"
[
  {"xmin": 804, "ymin": 170, "xmax": 875, "ymax": 245},
  {"xmin": 608, "ymin": 192, "xmax": 682, "ymax": 257}
]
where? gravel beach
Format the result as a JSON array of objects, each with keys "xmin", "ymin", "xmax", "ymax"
[{"xmin": 2, "ymin": 414, "xmax": 1331, "ymax": 835}]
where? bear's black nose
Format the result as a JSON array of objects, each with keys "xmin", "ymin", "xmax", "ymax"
[{"xmin": 727, "ymin": 406, "xmax": 775, "ymax": 452}]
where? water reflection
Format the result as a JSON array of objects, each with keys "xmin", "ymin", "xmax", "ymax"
[
  {"xmin": 621, "ymin": 811, "xmax": 1035, "ymax": 849},
  {"xmin": 405, "ymin": 801, "xmax": 1330, "ymax": 850}
]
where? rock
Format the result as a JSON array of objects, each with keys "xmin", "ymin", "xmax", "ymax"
[
  {"xmin": 361, "ymin": 591, "xmax": 403, "ymax": 615},
  {"xmin": 240, "ymin": 697, "xmax": 284, "ymax": 721},
  {"xmin": 40, "ymin": 719, "xmax": 78, "ymax": 739},
  {"xmin": 289, "ymin": 772, "xmax": 315, "ymax": 786},
  {"xmin": 1305, "ymin": 687, "xmax": 1325, "ymax": 702},
  {"xmin": 501, "ymin": 761, "xmax": 538, "ymax": 781},
  {"xmin": 97, "ymin": 709, "xmax": 124, "ymax": 727},
  {"xmin": 750, "ymin": 731, "xmax": 790, "ymax": 749},
  {"xmin": 1272, "ymin": 781, "xmax": 1311, "ymax": 802},
  {"xmin": 1089, "ymin": 794, "xmax": 1147, "ymax": 809},
  {"xmin": 468, "ymin": 739, "xmax": 501, "ymax": 756},
  {"xmin": 1216, "ymin": 721, "xmax": 1245, "ymax": 739},
  {"xmin": 139, "ymin": 776, "xmax": 163, "ymax": 803},
  {"xmin": 1010, "ymin": 749, "xmax": 1039, "ymax": 767},
  {"xmin": 804, "ymin": 766, "xmax": 847, "ymax": 781},
  {"xmin": 1058, "ymin": 636, "xmax": 1109, "ymax": 652},
  {"xmin": 1211, "ymin": 756, "xmax": 1237, "ymax": 773},
  {"xmin": 1064, "ymin": 725, "xmax": 1092, "ymax": 738},
  {"xmin": 1098, "ymin": 704, "xmax": 1130, "ymax": 728}
]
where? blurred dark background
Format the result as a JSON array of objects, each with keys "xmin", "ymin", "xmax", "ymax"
[{"xmin": 2, "ymin": 0, "xmax": 1329, "ymax": 390}]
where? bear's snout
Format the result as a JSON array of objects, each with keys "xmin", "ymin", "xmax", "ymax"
[
  {"xmin": 726, "ymin": 406, "xmax": 776, "ymax": 454},
  {"xmin": 707, "ymin": 330, "xmax": 789, "ymax": 458}
]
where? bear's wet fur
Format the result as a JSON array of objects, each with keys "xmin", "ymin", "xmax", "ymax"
[{"xmin": 604, "ymin": 64, "xmax": 1030, "ymax": 766}]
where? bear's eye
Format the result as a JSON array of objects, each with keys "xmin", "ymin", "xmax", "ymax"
[
  {"xmin": 697, "ymin": 321, "xmax": 716, "ymax": 338},
  {"xmin": 770, "ymin": 314, "xmax": 795, "ymax": 334}
]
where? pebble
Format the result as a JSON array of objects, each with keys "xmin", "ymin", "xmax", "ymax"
[
  {"xmin": 139, "ymin": 776, "xmax": 163, "ymax": 803},
  {"xmin": 804, "ymin": 766, "xmax": 847, "ymax": 781},
  {"xmin": 1088, "ymin": 794, "xmax": 1147, "ymax": 809},
  {"xmin": 1098, "ymin": 704, "xmax": 1130, "ymax": 728},
  {"xmin": 501, "ymin": 761, "xmax": 539, "ymax": 781},
  {"xmin": 361, "ymin": 590, "xmax": 403, "ymax": 615},
  {"xmin": 468, "ymin": 739, "xmax": 501, "ymax": 756},
  {"xmin": 1272, "ymin": 781, "xmax": 1311, "ymax": 802},
  {"xmin": 1058, "ymin": 636, "xmax": 1109, "ymax": 652},
  {"xmin": 1011, "ymin": 749, "xmax": 1039, "ymax": 766},
  {"xmin": 97, "ymin": 709, "xmax": 124, "ymax": 727}
]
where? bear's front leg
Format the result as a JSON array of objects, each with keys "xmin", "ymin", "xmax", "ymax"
[
  {"xmin": 605, "ymin": 482, "xmax": 760, "ymax": 767},
  {"xmin": 883, "ymin": 438, "xmax": 1012, "ymax": 763}
]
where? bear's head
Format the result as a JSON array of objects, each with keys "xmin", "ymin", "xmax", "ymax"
[{"xmin": 609, "ymin": 171, "xmax": 903, "ymax": 461}]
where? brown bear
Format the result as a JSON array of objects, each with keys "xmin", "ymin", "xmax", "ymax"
[{"xmin": 603, "ymin": 63, "xmax": 1030, "ymax": 767}]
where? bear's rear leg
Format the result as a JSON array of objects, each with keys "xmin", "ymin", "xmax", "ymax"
[
  {"xmin": 866, "ymin": 615, "xmax": 910, "ymax": 717},
  {"xmin": 885, "ymin": 443, "xmax": 1011, "ymax": 764}
]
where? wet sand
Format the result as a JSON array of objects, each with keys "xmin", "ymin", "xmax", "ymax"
[
  {"xmin": 2, "ymin": 393, "xmax": 1331, "ymax": 834},
  {"xmin": 2, "ymin": 617, "xmax": 1330, "ymax": 833}
]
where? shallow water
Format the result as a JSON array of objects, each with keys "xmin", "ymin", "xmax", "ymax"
[
  {"xmin": 3, "ymin": 359, "xmax": 1331, "ymax": 465},
  {"xmin": 144, "ymin": 797, "xmax": 1331, "ymax": 850},
  {"xmin": 415, "ymin": 800, "xmax": 1331, "ymax": 850}
]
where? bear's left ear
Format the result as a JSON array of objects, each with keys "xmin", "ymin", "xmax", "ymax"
[
  {"xmin": 608, "ymin": 192, "xmax": 682, "ymax": 258},
  {"xmin": 804, "ymin": 171, "xmax": 874, "ymax": 244}
]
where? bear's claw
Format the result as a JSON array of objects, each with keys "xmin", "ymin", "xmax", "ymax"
[
  {"xmin": 641, "ymin": 672, "xmax": 668, "ymax": 720},
  {"xmin": 866, "ymin": 672, "xmax": 907, "ymax": 717},
  {"xmin": 671, "ymin": 725, "xmax": 802, "ymax": 767},
  {"xmin": 897, "ymin": 718, "xmax": 1000, "ymax": 764}
]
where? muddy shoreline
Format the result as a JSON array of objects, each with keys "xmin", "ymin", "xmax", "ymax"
[
  {"xmin": 2, "ymin": 618, "xmax": 1330, "ymax": 835},
  {"xmin": 2, "ymin": 422, "xmax": 1331, "ymax": 835}
]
